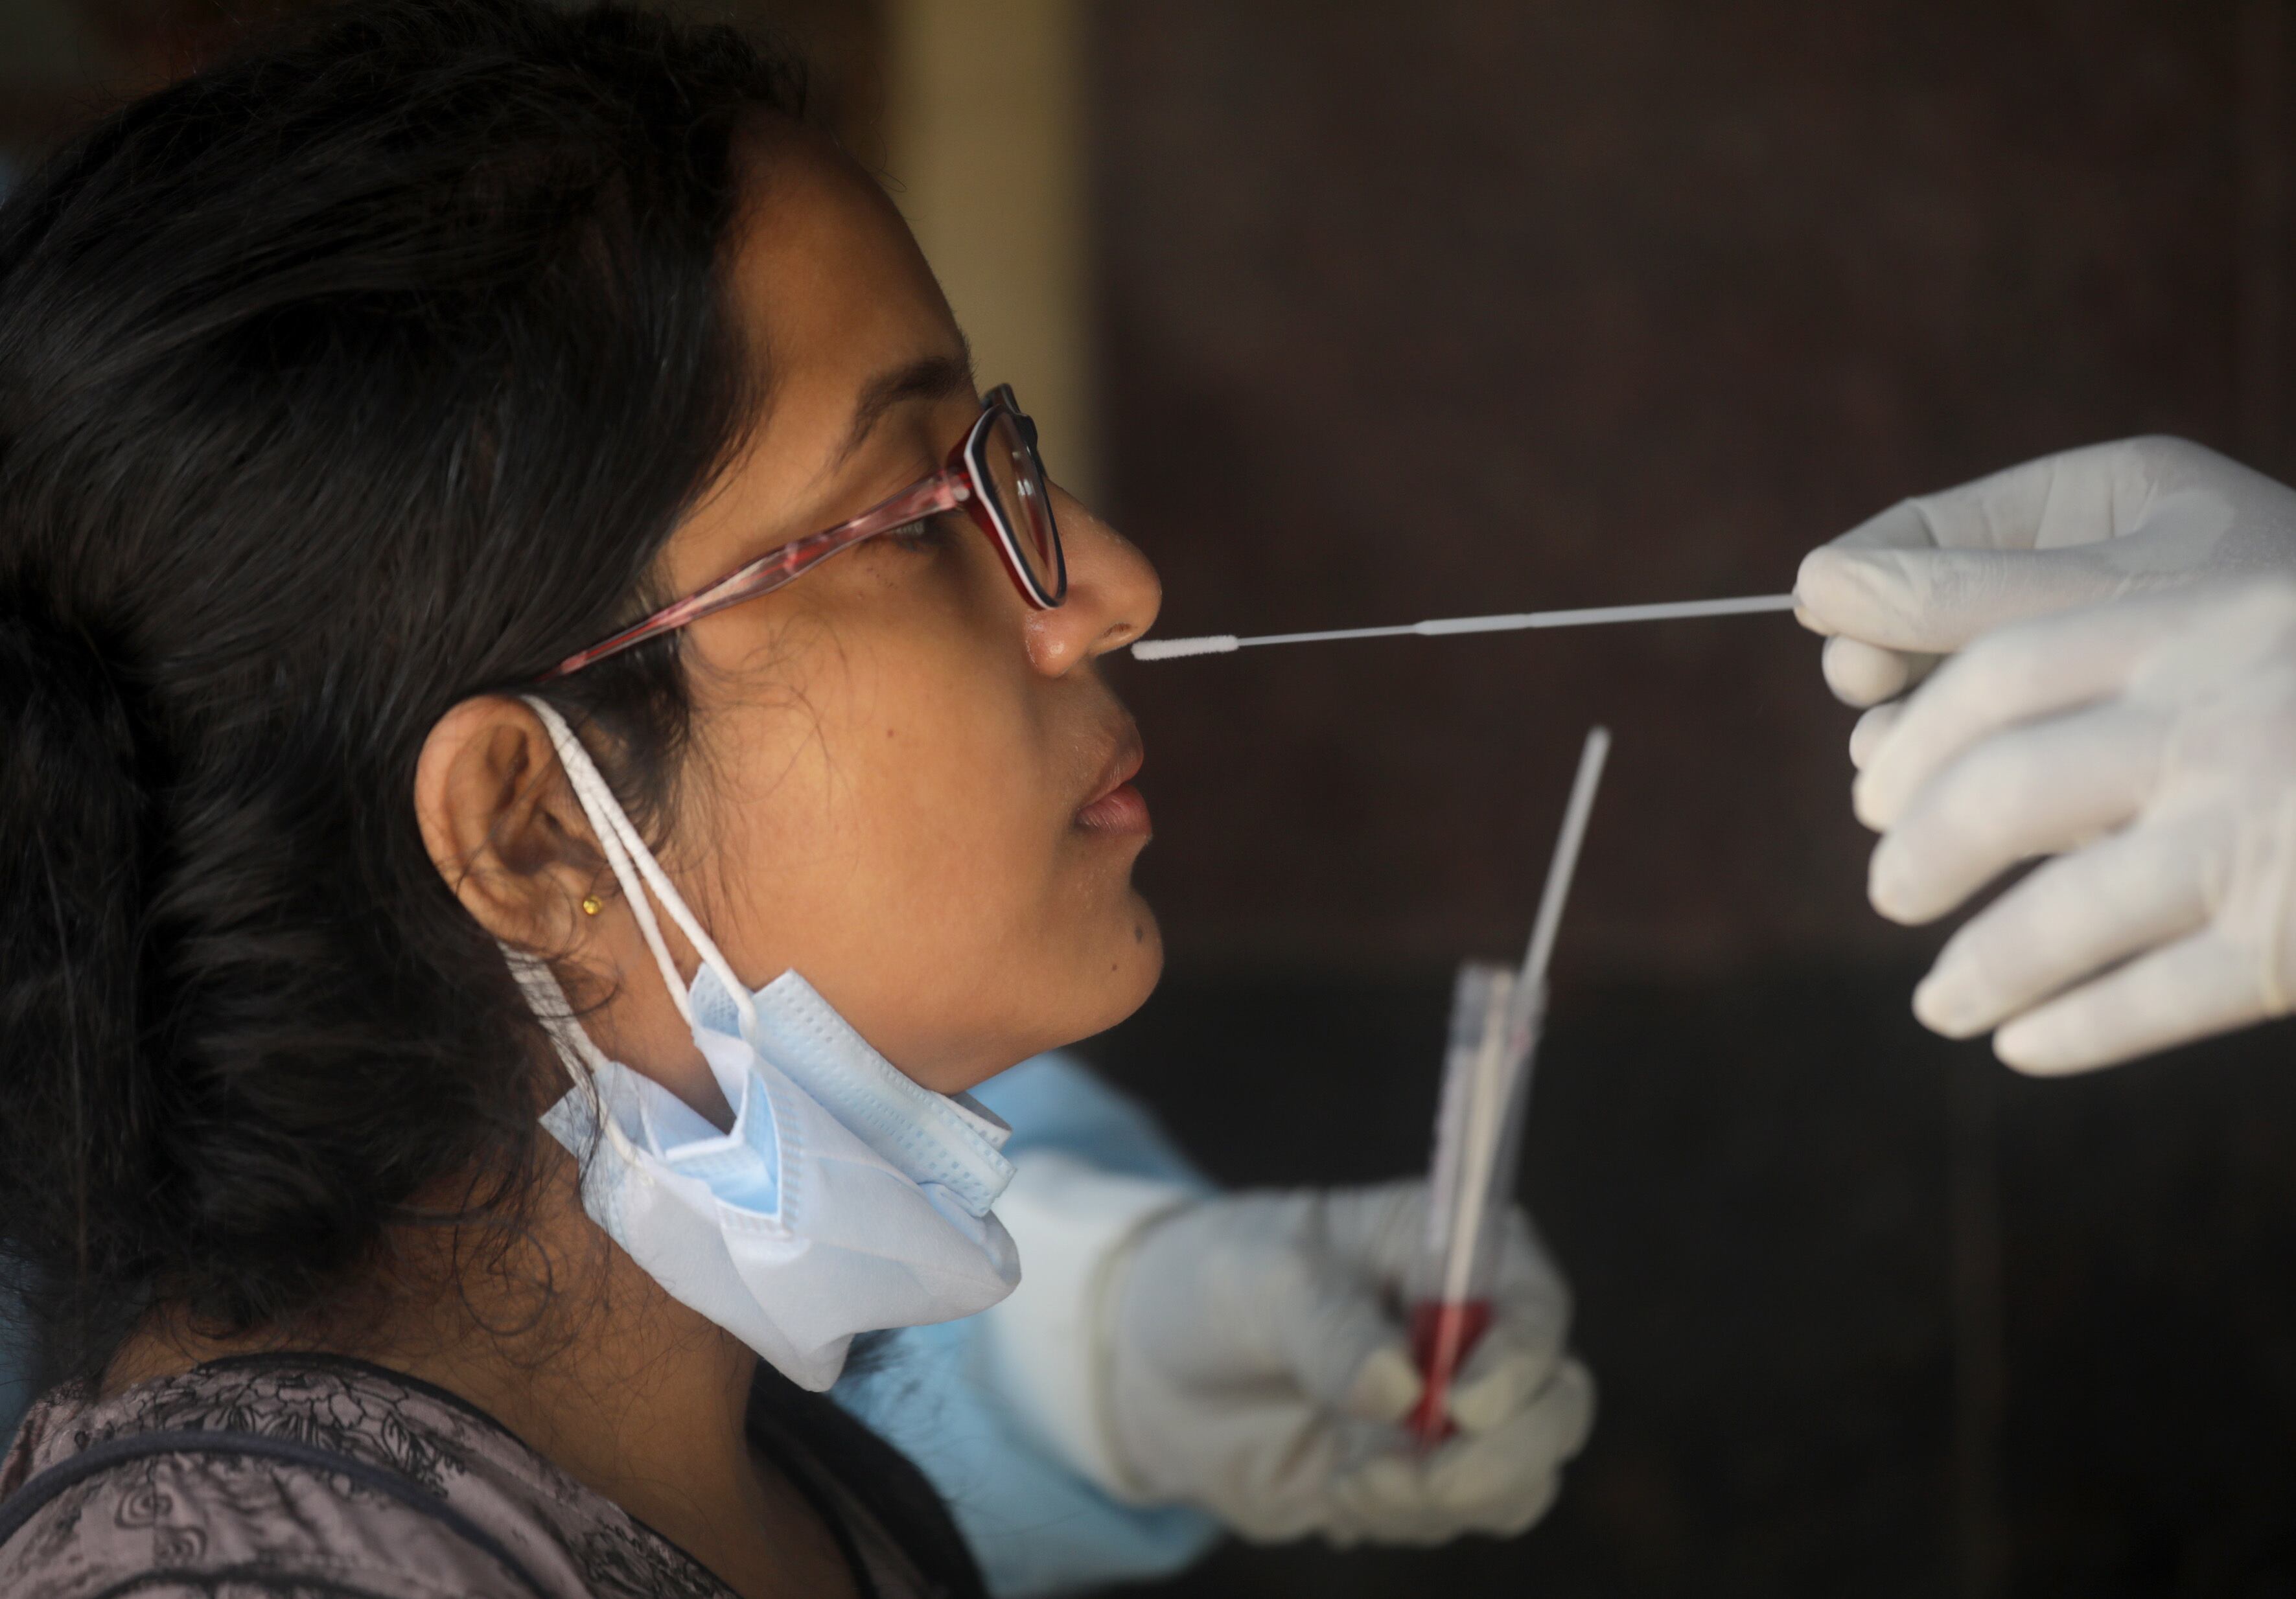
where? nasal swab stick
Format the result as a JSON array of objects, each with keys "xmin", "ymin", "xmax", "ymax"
[{"xmin": 1130, "ymin": 593, "xmax": 1796, "ymax": 660}]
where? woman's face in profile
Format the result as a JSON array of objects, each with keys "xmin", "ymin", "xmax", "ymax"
[{"xmin": 623, "ymin": 126, "xmax": 1165, "ymax": 1092}]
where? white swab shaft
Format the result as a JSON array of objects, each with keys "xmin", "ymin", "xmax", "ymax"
[
  {"xmin": 1130, "ymin": 592, "xmax": 1795, "ymax": 660},
  {"xmin": 1435, "ymin": 726, "xmax": 1610, "ymax": 1315},
  {"xmin": 1519, "ymin": 727, "xmax": 1610, "ymax": 1000}
]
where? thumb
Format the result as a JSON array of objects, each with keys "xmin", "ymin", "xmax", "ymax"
[
  {"xmin": 1796, "ymin": 544, "xmax": 2131, "ymax": 656},
  {"xmin": 1821, "ymin": 635, "xmax": 1938, "ymax": 707},
  {"xmin": 1270, "ymin": 1252, "xmax": 1423, "ymax": 1424}
]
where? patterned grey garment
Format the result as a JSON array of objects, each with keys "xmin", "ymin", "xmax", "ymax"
[{"xmin": 0, "ymin": 1354, "xmax": 931, "ymax": 1599}]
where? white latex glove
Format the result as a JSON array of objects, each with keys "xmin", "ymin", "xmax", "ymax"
[
  {"xmin": 1795, "ymin": 436, "xmax": 2296, "ymax": 710},
  {"xmin": 1097, "ymin": 1179, "xmax": 1594, "ymax": 1547},
  {"xmin": 1853, "ymin": 580, "xmax": 2296, "ymax": 1073}
]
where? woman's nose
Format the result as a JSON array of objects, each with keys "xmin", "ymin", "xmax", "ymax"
[{"xmin": 1023, "ymin": 487, "xmax": 1162, "ymax": 676}]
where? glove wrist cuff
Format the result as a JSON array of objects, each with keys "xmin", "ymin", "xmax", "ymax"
[{"xmin": 971, "ymin": 1149, "xmax": 1204, "ymax": 1499}]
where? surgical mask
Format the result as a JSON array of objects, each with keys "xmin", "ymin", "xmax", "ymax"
[{"xmin": 507, "ymin": 697, "xmax": 1021, "ymax": 1391}]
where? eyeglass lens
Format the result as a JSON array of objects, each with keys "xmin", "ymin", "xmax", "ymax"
[{"xmin": 979, "ymin": 410, "xmax": 1061, "ymax": 599}]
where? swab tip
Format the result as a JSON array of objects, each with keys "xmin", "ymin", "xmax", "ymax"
[{"xmin": 1130, "ymin": 634, "xmax": 1240, "ymax": 661}]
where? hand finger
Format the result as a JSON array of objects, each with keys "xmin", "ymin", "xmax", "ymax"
[
  {"xmin": 1829, "ymin": 439, "xmax": 2157, "ymax": 560},
  {"xmin": 1822, "ymin": 437, "xmax": 2192, "ymax": 552},
  {"xmin": 1822, "ymin": 636, "xmax": 1932, "ymax": 707},
  {"xmin": 1912, "ymin": 821, "xmax": 2212, "ymax": 1038},
  {"xmin": 1803, "ymin": 436, "xmax": 2249, "ymax": 648},
  {"xmin": 1328, "ymin": 1460, "xmax": 1561, "ymax": 1547},
  {"xmin": 1272, "ymin": 1252, "xmax": 1422, "ymax": 1423},
  {"xmin": 1796, "ymin": 544, "xmax": 2140, "ymax": 656},
  {"xmin": 1192, "ymin": 1407, "xmax": 1350, "ymax": 1543},
  {"xmin": 1805, "ymin": 501, "xmax": 1951, "ymax": 671},
  {"xmin": 1850, "ymin": 701, "xmax": 1906, "ymax": 772},
  {"xmin": 1345, "ymin": 1346, "xmax": 1426, "ymax": 1425},
  {"xmin": 1328, "ymin": 1360, "xmax": 1593, "ymax": 1543},
  {"xmin": 1995, "ymin": 928, "xmax": 2273, "ymax": 1074},
  {"xmin": 1452, "ymin": 1217, "xmax": 1572, "ymax": 1431},
  {"xmin": 1796, "ymin": 511, "xmax": 1921, "ymax": 646},
  {"xmin": 1323, "ymin": 1177, "xmax": 1430, "ymax": 1276},
  {"xmin": 1907, "ymin": 439, "xmax": 2172, "ymax": 551},
  {"xmin": 1866, "ymin": 703, "xmax": 2168, "ymax": 924},
  {"xmin": 1798, "ymin": 439, "xmax": 2181, "ymax": 645},
  {"xmin": 1825, "ymin": 496, "xmax": 1947, "ymax": 556},
  {"xmin": 1427, "ymin": 1359, "xmax": 1596, "ymax": 1508},
  {"xmin": 1853, "ymin": 595, "xmax": 2208, "ymax": 831},
  {"xmin": 1447, "ymin": 1318, "xmax": 1566, "ymax": 1434}
]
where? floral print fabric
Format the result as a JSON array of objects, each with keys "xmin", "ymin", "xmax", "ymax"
[{"xmin": 0, "ymin": 1353, "xmax": 926, "ymax": 1599}]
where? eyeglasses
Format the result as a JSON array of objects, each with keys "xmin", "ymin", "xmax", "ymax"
[{"xmin": 542, "ymin": 384, "xmax": 1065, "ymax": 680}]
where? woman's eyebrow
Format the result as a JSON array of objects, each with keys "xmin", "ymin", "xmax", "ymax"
[{"xmin": 831, "ymin": 350, "xmax": 975, "ymax": 470}]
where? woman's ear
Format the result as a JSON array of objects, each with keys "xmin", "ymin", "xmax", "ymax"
[{"xmin": 415, "ymin": 695, "xmax": 599, "ymax": 951}]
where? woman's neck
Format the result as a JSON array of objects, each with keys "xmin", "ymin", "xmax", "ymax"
[{"xmin": 106, "ymin": 1148, "xmax": 855, "ymax": 1599}]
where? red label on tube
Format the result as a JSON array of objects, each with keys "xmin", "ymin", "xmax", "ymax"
[{"xmin": 1407, "ymin": 1298, "xmax": 1494, "ymax": 1447}]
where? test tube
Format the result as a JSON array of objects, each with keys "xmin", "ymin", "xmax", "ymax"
[
  {"xmin": 1406, "ymin": 961, "xmax": 1538, "ymax": 1444},
  {"xmin": 1406, "ymin": 727, "xmax": 1608, "ymax": 1448}
]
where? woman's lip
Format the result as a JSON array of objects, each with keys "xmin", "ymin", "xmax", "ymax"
[
  {"xmin": 1076, "ymin": 780, "xmax": 1151, "ymax": 834},
  {"xmin": 1079, "ymin": 733, "xmax": 1146, "ymax": 812}
]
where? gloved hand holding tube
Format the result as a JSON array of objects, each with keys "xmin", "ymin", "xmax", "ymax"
[
  {"xmin": 968, "ymin": 1101, "xmax": 1592, "ymax": 1560},
  {"xmin": 1796, "ymin": 436, "xmax": 2296, "ymax": 1072},
  {"xmin": 1099, "ymin": 1180, "xmax": 1594, "ymax": 1545}
]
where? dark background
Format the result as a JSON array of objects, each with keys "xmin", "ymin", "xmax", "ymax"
[{"xmin": 10, "ymin": 3, "xmax": 2296, "ymax": 1594}]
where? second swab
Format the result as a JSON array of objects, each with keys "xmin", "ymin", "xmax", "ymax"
[
  {"xmin": 1406, "ymin": 726, "xmax": 1610, "ymax": 1447},
  {"xmin": 1130, "ymin": 592, "xmax": 1796, "ymax": 661}
]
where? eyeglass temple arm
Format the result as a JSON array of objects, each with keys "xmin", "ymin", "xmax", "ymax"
[{"xmin": 539, "ymin": 470, "xmax": 975, "ymax": 680}]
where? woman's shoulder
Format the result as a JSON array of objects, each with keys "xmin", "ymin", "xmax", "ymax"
[{"xmin": 0, "ymin": 1354, "xmax": 735, "ymax": 1599}]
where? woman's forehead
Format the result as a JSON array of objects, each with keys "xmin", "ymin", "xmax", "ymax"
[
  {"xmin": 728, "ymin": 127, "xmax": 962, "ymax": 417},
  {"xmin": 659, "ymin": 130, "xmax": 970, "ymax": 583}
]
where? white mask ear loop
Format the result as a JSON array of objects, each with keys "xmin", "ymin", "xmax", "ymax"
[
  {"xmin": 522, "ymin": 696, "xmax": 760, "ymax": 1036},
  {"xmin": 505, "ymin": 954, "xmax": 621, "ymax": 1079},
  {"xmin": 500, "ymin": 947, "xmax": 655, "ymax": 1166},
  {"xmin": 525, "ymin": 700, "xmax": 689, "ymax": 1023}
]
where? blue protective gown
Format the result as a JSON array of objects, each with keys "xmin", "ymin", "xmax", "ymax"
[{"xmin": 831, "ymin": 1053, "xmax": 1223, "ymax": 1596}]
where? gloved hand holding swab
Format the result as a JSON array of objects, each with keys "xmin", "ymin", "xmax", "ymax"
[{"xmin": 1130, "ymin": 592, "xmax": 1797, "ymax": 660}]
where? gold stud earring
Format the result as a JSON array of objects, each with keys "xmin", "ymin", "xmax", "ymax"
[{"xmin": 581, "ymin": 893, "xmax": 604, "ymax": 917}]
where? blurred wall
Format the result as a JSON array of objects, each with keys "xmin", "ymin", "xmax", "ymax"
[{"xmin": 883, "ymin": 0, "xmax": 1098, "ymax": 501}]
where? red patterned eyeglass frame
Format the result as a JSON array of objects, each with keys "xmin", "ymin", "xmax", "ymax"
[{"xmin": 540, "ymin": 384, "xmax": 1066, "ymax": 680}]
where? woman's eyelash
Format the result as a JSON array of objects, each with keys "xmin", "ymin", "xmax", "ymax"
[{"xmin": 888, "ymin": 514, "xmax": 958, "ymax": 546}]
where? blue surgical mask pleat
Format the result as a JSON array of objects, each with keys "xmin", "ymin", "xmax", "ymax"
[
  {"xmin": 637, "ymin": 1074, "xmax": 780, "ymax": 1215},
  {"xmin": 690, "ymin": 959, "xmax": 747, "ymax": 1038},
  {"xmin": 690, "ymin": 963, "xmax": 1015, "ymax": 1218}
]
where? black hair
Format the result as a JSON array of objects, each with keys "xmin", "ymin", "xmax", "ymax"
[{"xmin": 0, "ymin": 0, "xmax": 954, "ymax": 1494}]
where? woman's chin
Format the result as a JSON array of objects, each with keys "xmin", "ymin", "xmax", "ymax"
[
  {"xmin": 1054, "ymin": 903, "xmax": 1165, "ymax": 1049},
  {"xmin": 1098, "ymin": 903, "xmax": 1165, "ymax": 1021}
]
